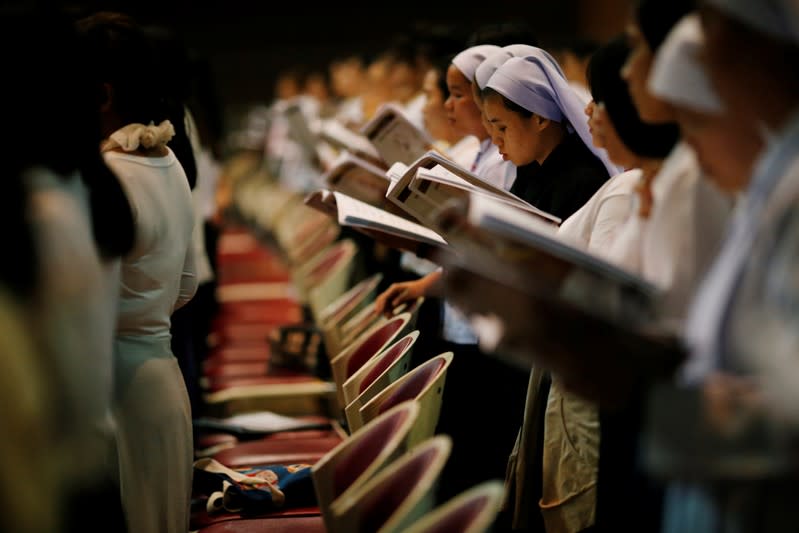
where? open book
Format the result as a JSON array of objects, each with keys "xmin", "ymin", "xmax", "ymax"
[
  {"xmin": 304, "ymin": 189, "xmax": 448, "ymax": 248},
  {"xmin": 435, "ymin": 191, "xmax": 661, "ymax": 320},
  {"xmin": 320, "ymin": 151, "xmax": 394, "ymax": 208},
  {"xmin": 360, "ymin": 102, "xmax": 434, "ymax": 166},
  {"xmin": 318, "ymin": 118, "xmax": 384, "ymax": 168},
  {"xmin": 438, "ymin": 255, "xmax": 685, "ymax": 394},
  {"xmin": 283, "ymin": 101, "xmax": 320, "ymax": 154},
  {"xmin": 387, "ymin": 150, "xmax": 561, "ymax": 233}
]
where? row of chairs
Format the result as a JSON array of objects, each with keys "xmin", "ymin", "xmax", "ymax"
[{"xmin": 192, "ymin": 182, "xmax": 507, "ymax": 531}]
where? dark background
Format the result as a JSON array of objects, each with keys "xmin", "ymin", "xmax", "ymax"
[{"xmin": 18, "ymin": 0, "xmax": 632, "ymax": 140}]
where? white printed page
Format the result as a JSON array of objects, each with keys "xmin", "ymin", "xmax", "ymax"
[{"xmin": 332, "ymin": 191, "xmax": 446, "ymax": 245}]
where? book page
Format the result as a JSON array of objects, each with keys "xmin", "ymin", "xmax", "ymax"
[
  {"xmin": 465, "ymin": 193, "xmax": 658, "ymax": 298},
  {"xmin": 362, "ymin": 103, "xmax": 432, "ymax": 165},
  {"xmin": 332, "ymin": 191, "xmax": 446, "ymax": 246},
  {"xmin": 319, "ymin": 119, "xmax": 381, "ymax": 161},
  {"xmin": 322, "ymin": 153, "xmax": 390, "ymax": 207},
  {"xmin": 303, "ymin": 189, "xmax": 336, "ymax": 217},
  {"xmin": 386, "ymin": 161, "xmax": 409, "ymax": 194}
]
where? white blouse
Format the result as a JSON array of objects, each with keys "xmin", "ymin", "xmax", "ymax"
[
  {"xmin": 605, "ymin": 143, "xmax": 732, "ymax": 324},
  {"xmin": 104, "ymin": 149, "xmax": 197, "ymax": 340}
]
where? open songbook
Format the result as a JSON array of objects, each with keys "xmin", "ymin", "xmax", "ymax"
[
  {"xmin": 387, "ymin": 150, "xmax": 561, "ymax": 233},
  {"xmin": 283, "ymin": 101, "xmax": 320, "ymax": 155},
  {"xmin": 435, "ymin": 191, "xmax": 661, "ymax": 319},
  {"xmin": 438, "ymin": 256, "xmax": 686, "ymax": 395},
  {"xmin": 360, "ymin": 102, "xmax": 434, "ymax": 166},
  {"xmin": 304, "ymin": 189, "xmax": 448, "ymax": 248},
  {"xmin": 318, "ymin": 118, "xmax": 384, "ymax": 168},
  {"xmin": 320, "ymin": 151, "xmax": 394, "ymax": 208}
]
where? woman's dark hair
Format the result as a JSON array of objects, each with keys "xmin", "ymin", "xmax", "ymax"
[
  {"xmin": 433, "ymin": 52, "xmax": 456, "ymax": 98},
  {"xmin": 77, "ymin": 12, "xmax": 168, "ymax": 128},
  {"xmin": 635, "ymin": 0, "xmax": 697, "ymax": 51},
  {"xmin": 482, "ymin": 88, "xmax": 534, "ymax": 118},
  {"xmin": 1, "ymin": 8, "xmax": 135, "ymax": 295},
  {"xmin": 144, "ymin": 24, "xmax": 198, "ymax": 188},
  {"xmin": 78, "ymin": 13, "xmax": 197, "ymax": 188},
  {"xmin": 587, "ymin": 35, "xmax": 679, "ymax": 158}
]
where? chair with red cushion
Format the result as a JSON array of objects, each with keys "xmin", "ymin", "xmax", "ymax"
[
  {"xmin": 329, "ymin": 313, "xmax": 412, "ymax": 411},
  {"xmin": 327, "ymin": 435, "xmax": 452, "ymax": 533},
  {"xmin": 318, "ymin": 273, "xmax": 383, "ymax": 356},
  {"xmin": 311, "ymin": 401, "xmax": 420, "ymax": 530},
  {"xmin": 402, "ymin": 480, "xmax": 506, "ymax": 533},
  {"xmin": 342, "ymin": 331, "xmax": 418, "ymax": 427},
  {"xmin": 352, "ymin": 353, "xmax": 453, "ymax": 446}
]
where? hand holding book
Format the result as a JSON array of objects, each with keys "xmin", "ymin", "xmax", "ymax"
[{"xmin": 440, "ymin": 263, "xmax": 686, "ymax": 408}]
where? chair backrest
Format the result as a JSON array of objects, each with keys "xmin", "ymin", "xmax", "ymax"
[
  {"xmin": 338, "ymin": 297, "xmax": 420, "ymax": 350},
  {"xmin": 401, "ymin": 480, "xmax": 506, "ymax": 533},
  {"xmin": 339, "ymin": 302, "xmax": 385, "ymax": 348},
  {"xmin": 319, "ymin": 273, "xmax": 383, "ymax": 356},
  {"xmin": 357, "ymin": 352, "xmax": 453, "ymax": 445},
  {"xmin": 343, "ymin": 331, "xmax": 418, "ymax": 426},
  {"xmin": 293, "ymin": 238, "xmax": 351, "ymax": 294},
  {"xmin": 312, "ymin": 401, "xmax": 420, "ymax": 530},
  {"xmin": 328, "ymin": 435, "xmax": 452, "ymax": 533},
  {"xmin": 306, "ymin": 241, "xmax": 359, "ymax": 322},
  {"xmin": 290, "ymin": 223, "xmax": 341, "ymax": 267},
  {"xmin": 392, "ymin": 296, "xmax": 424, "ymax": 330},
  {"xmin": 329, "ymin": 313, "xmax": 413, "ymax": 410}
]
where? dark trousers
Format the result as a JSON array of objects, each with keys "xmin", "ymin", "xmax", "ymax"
[{"xmin": 432, "ymin": 339, "xmax": 529, "ymax": 504}]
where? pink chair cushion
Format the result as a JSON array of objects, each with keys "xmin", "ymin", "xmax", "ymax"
[
  {"xmin": 294, "ymin": 228, "xmax": 337, "ymax": 263},
  {"xmin": 203, "ymin": 362, "xmax": 268, "ymax": 379},
  {"xmin": 331, "ymin": 407, "xmax": 410, "ymax": 498},
  {"xmin": 323, "ymin": 276, "xmax": 374, "ymax": 323},
  {"xmin": 359, "ymin": 336, "xmax": 414, "ymax": 394},
  {"xmin": 195, "ymin": 511, "xmax": 324, "ymax": 532},
  {"xmin": 420, "ymin": 495, "xmax": 492, "ymax": 533},
  {"xmin": 211, "ymin": 432, "xmax": 343, "ymax": 468},
  {"xmin": 378, "ymin": 357, "xmax": 446, "ymax": 415},
  {"xmin": 359, "ymin": 446, "xmax": 440, "ymax": 532},
  {"xmin": 345, "ymin": 317, "xmax": 406, "ymax": 377},
  {"xmin": 205, "ymin": 374, "xmax": 317, "ymax": 393},
  {"xmin": 306, "ymin": 244, "xmax": 347, "ymax": 286}
]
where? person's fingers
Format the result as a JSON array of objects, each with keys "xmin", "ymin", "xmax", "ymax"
[
  {"xmin": 390, "ymin": 288, "xmax": 410, "ymax": 309},
  {"xmin": 375, "ymin": 284, "xmax": 403, "ymax": 315},
  {"xmin": 373, "ymin": 289, "xmax": 392, "ymax": 315}
]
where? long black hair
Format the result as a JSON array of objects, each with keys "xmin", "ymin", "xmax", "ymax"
[
  {"xmin": 635, "ymin": 0, "xmax": 697, "ymax": 51},
  {"xmin": 0, "ymin": 8, "xmax": 135, "ymax": 299},
  {"xmin": 587, "ymin": 35, "xmax": 679, "ymax": 158},
  {"xmin": 77, "ymin": 11, "xmax": 197, "ymax": 189}
]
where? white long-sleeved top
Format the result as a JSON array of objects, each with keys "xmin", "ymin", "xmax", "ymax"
[{"xmin": 104, "ymin": 148, "xmax": 197, "ymax": 341}]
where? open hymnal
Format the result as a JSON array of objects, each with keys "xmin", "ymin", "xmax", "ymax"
[
  {"xmin": 304, "ymin": 189, "xmax": 447, "ymax": 248},
  {"xmin": 437, "ymin": 191, "xmax": 661, "ymax": 319},
  {"xmin": 387, "ymin": 150, "xmax": 560, "ymax": 233},
  {"xmin": 360, "ymin": 102, "xmax": 434, "ymax": 166},
  {"xmin": 437, "ymin": 253, "xmax": 685, "ymax": 388},
  {"xmin": 320, "ymin": 151, "xmax": 394, "ymax": 208},
  {"xmin": 283, "ymin": 101, "xmax": 320, "ymax": 154},
  {"xmin": 318, "ymin": 118, "xmax": 384, "ymax": 167}
]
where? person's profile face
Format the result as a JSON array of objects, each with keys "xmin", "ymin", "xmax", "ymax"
[
  {"xmin": 421, "ymin": 68, "xmax": 453, "ymax": 141},
  {"xmin": 444, "ymin": 65, "xmax": 487, "ymax": 138},
  {"xmin": 621, "ymin": 23, "xmax": 674, "ymax": 123},
  {"xmin": 585, "ymin": 100, "xmax": 605, "ymax": 149},
  {"xmin": 483, "ymin": 91, "xmax": 541, "ymax": 166},
  {"xmin": 675, "ymin": 106, "xmax": 761, "ymax": 193},
  {"xmin": 389, "ymin": 60, "xmax": 418, "ymax": 103}
]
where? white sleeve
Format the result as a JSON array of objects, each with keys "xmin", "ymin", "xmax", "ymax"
[{"xmin": 174, "ymin": 239, "xmax": 198, "ymax": 311}]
